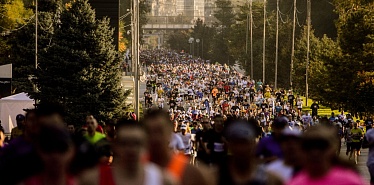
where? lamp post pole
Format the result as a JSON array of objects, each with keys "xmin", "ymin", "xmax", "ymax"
[
  {"xmin": 196, "ymin": 39, "xmax": 200, "ymax": 57},
  {"xmin": 134, "ymin": 0, "xmax": 140, "ymax": 117}
]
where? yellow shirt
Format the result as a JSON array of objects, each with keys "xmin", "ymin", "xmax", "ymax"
[
  {"xmin": 351, "ymin": 128, "xmax": 363, "ymax": 142},
  {"xmin": 11, "ymin": 127, "xmax": 23, "ymax": 139},
  {"xmin": 84, "ymin": 132, "xmax": 106, "ymax": 145}
]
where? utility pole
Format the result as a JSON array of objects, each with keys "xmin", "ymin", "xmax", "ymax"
[
  {"xmin": 262, "ymin": 0, "xmax": 266, "ymax": 83},
  {"xmin": 250, "ymin": 0, "xmax": 253, "ymax": 79},
  {"xmin": 275, "ymin": 0, "xmax": 279, "ymax": 89},
  {"xmin": 306, "ymin": 0, "xmax": 311, "ymax": 106},
  {"xmin": 35, "ymin": 0, "xmax": 38, "ymax": 70},
  {"xmin": 290, "ymin": 0, "xmax": 296, "ymax": 89},
  {"xmin": 134, "ymin": 0, "xmax": 140, "ymax": 118},
  {"xmin": 245, "ymin": 0, "xmax": 249, "ymax": 67}
]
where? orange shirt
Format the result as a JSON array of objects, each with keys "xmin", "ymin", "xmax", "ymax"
[{"xmin": 212, "ymin": 88, "xmax": 219, "ymax": 97}]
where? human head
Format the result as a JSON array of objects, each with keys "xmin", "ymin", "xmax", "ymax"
[
  {"xmin": 35, "ymin": 124, "xmax": 75, "ymax": 174},
  {"xmin": 34, "ymin": 103, "xmax": 66, "ymax": 138},
  {"xmin": 143, "ymin": 109, "xmax": 173, "ymax": 163},
  {"xmin": 24, "ymin": 109, "xmax": 36, "ymax": 138},
  {"xmin": 201, "ymin": 117, "xmax": 211, "ymax": 130},
  {"xmin": 181, "ymin": 124, "xmax": 187, "ymax": 134},
  {"xmin": 16, "ymin": 114, "xmax": 25, "ymax": 128},
  {"xmin": 85, "ymin": 115, "xmax": 98, "ymax": 135},
  {"xmin": 272, "ymin": 116, "xmax": 288, "ymax": 137},
  {"xmin": 280, "ymin": 128, "xmax": 302, "ymax": 166},
  {"xmin": 113, "ymin": 119, "xmax": 147, "ymax": 170},
  {"xmin": 213, "ymin": 115, "xmax": 224, "ymax": 133},
  {"xmin": 225, "ymin": 120, "xmax": 256, "ymax": 167},
  {"xmin": 301, "ymin": 125, "xmax": 339, "ymax": 177},
  {"xmin": 67, "ymin": 123, "xmax": 75, "ymax": 135}
]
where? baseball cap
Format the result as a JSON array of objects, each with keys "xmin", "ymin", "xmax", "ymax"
[
  {"xmin": 282, "ymin": 127, "xmax": 302, "ymax": 137},
  {"xmin": 225, "ymin": 121, "xmax": 255, "ymax": 141},
  {"xmin": 180, "ymin": 124, "xmax": 187, "ymax": 130},
  {"xmin": 16, "ymin": 114, "xmax": 25, "ymax": 121}
]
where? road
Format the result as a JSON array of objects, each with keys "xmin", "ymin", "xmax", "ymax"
[{"xmin": 340, "ymin": 145, "xmax": 370, "ymax": 182}]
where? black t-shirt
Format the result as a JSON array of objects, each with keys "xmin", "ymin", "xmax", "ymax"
[
  {"xmin": 366, "ymin": 119, "xmax": 373, "ymax": 130},
  {"xmin": 195, "ymin": 129, "xmax": 213, "ymax": 152},
  {"xmin": 288, "ymin": 95, "xmax": 295, "ymax": 102},
  {"xmin": 276, "ymin": 92, "xmax": 282, "ymax": 99},
  {"xmin": 261, "ymin": 103, "xmax": 268, "ymax": 109},
  {"xmin": 243, "ymin": 102, "xmax": 250, "ymax": 109},
  {"xmin": 249, "ymin": 89, "xmax": 255, "ymax": 96},
  {"xmin": 147, "ymin": 97, "xmax": 153, "ymax": 104},
  {"xmin": 311, "ymin": 103, "xmax": 319, "ymax": 111},
  {"xmin": 231, "ymin": 106, "xmax": 240, "ymax": 111},
  {"xmin": 169, "ymin": 100, "xmax": 176, "ymax": 108}
]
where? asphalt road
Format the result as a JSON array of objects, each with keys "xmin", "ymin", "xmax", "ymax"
[{"xmin": 340, "ymin": 144, "xmax": 370, "ymax": 182}]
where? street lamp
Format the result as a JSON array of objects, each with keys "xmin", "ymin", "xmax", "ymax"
[
  {"xmin": 196, "ymin": 39, "xmax": 200, "ymax": 57},
  {"xmin": 188, "ymin": 37, "xmax": 194, "ymax": 57}
]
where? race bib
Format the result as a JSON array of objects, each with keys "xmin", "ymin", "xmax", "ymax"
[{"xmin": 214, "ymin": 142, "xmax": 224, "ymax": 152}]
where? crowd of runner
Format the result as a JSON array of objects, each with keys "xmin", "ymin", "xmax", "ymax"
[{"xmin": 0, "ymin": 49, "xmax": 373, "ymax": 185}]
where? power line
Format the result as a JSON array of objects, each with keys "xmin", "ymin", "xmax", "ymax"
[
  {"xmin": 0, "ymin": 14, "xmax": 35, "ymax": 35},
  {"xmin": 295, "ymin": 13, "xmax": 303, "ymax": 27}
]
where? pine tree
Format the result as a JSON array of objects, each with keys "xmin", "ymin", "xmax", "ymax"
[{"xmin": 33, "ymin": 0, "xmax": 127, "ymax": 124}]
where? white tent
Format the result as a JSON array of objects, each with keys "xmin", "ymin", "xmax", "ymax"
[{"xmin": 0, "ymin": 93, "xmax": 34, "ymax": 134}]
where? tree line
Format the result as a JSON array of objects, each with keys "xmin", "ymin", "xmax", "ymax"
[
  {"xmin": 0, "ymin": 0, "xmax": 130, "ymax": 125},
  {"xmin": 167, "ymin": 0, "xmax": 374, "ymax": 115}
]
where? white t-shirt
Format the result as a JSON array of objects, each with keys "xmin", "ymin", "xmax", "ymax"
[
  {"xmin": 265, "ymin": 159, "xmax": 294, "ymax": 183},
  {"xmin": 178, "ymin": 133, "xmax": 192, "ymax": 155},
  {"xmin": 169, "ymin": 133, "xmax": 185, "ymax": 152}
]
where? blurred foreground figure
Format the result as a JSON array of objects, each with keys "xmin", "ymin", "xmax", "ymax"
[
  {"xmin": 79, "ymin": 119, "xmax": 174, "ymax": 185},
  {"xmin": 265, "ymin": 128, "xmax": 303, "ymax": 183},
  {"xmin": 0, "ymin": 104, "xmax": 65, "ymax": 185},
  {"xmin": 20, "ymin": 124, "xmax": 76, "ymax": 185},
  {"xmin": 288, "ymin": 125, "xmax": 366, "ymax": 185},
  {"xmin": 218, "ymin": 120, "xmax": 282, "ymax": 185},
  {"xmin": 143, "ymin": 109, "xmax": 213, "ymax": 185}
]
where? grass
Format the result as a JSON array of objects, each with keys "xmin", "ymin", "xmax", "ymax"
[{"xmin": 300, "ymin": 96, "xmax": 340, "ymax": 117}]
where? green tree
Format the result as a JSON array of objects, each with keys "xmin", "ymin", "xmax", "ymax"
[
  {"xmin": 167, "ymin": 30, "xmax": 190, "ymax": 52},
  {"xmin": 32, "ymin": 0, "xmax": 127, "ymax": 124},
  {"xmin": 330, "ymin": 0, "xmax": 374, "ymax": 114},
  {"xmin": 190, "ymin": 18, "xmax": 214, "ymax": 59},
  {"xmin": 293, "ymin": 26, "xmax": 339, "ymax": 101},
  {"xmin": 0, "ymin": 0, "xmax": 33, "ymax": 65},
  {"xmin": 211, "ymin": 0, "xmax": 235, "ymax": 64}
]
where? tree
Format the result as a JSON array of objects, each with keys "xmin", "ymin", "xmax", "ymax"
[
  {"xmin": 32, "ymin": 0, "xmax": 127, "ymax": 124},
  {"xmin": 211, "ymin": 0, "xmax": 235, "ymax": 64},
  {"xmin": 0, "ymin": 0, "xmax": 33, "ymax": 65},
  {"xmin": 7, "ymin": 0, "xmax": 57, "ymax": 93},
  {"xmin": 292, "ymin": 26, "xmax": 339, "ymax": 101},
  {"xmin": 330, "ymin": 0, "xmax": 374, "ymax": 114},
  {"xmin": 167, "ymin": 30, "xmax": 190, "ymax": 52},
  {"xmin": 190, "ymin": 18, "xmax": 214, "ymax": 59}
]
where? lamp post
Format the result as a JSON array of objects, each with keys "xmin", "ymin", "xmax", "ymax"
[
  {"xmin": 196, "ymin": 39, "xmax": 200, "ymax": 57},
  {"xmin": 188, "ymin": 37, "xmax": 194, "ymax": 57}
]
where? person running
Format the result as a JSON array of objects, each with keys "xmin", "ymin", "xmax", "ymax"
[
  {"xmin": 218, "ymin": 120, "xmax": 283, "ymax": 185},
  {"xmin": 349, "ymin": 122, "xmax": 363, "ymax": 164},
  {"xmin": 288, "ymin": 125, "xmax": 366, "ymax": 185},
  {"xmin": 143, "ymin": 109, "xmax": 212, "ymax": 185},
  {"xmin": 21, "ymin": 124, "xmax": 77, "ymax": 185},
  {"xmin": 79, "ymin": 119, "xmax": 174, "ymax": 185}
]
